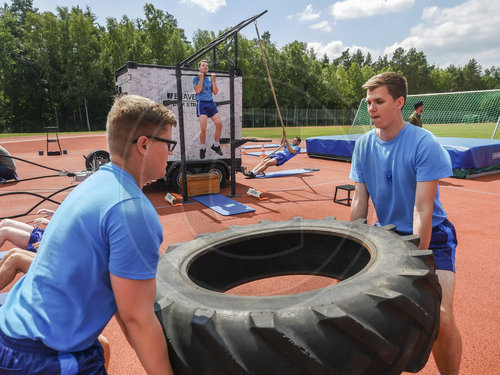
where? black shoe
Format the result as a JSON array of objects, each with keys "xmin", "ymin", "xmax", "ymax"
[
  {"xmin": 200, "ymin": 148, "xmax": 206, "ymax": 159},
  {"xmin": 211, "ymin": 144, "xmax": 223, "ymax": 156},
  {"xmin": 245, "ymin": 171, "xmax": 256, "ymax": 179}
]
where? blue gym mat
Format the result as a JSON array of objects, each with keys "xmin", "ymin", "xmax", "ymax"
[
  {"xmin": 0, "ymin": 251, "xmax": 6, "ymax": 260},
  {"xmin": 192, "ymin": 194, "xmax": 255, "ymax": 216},
  {"xmin": 254, "ymin": 168, "xmax": 316, "ymax": 178},
  {"xmin": 0, "ymin": 292, "xmax": 8, "ymax": 306}
]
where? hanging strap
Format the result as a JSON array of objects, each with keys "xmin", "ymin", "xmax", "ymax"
[{"xmin": 254, "ymin": 21, "xmax": 286, "ymax": 139}]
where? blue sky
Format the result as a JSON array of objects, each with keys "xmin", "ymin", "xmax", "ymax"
[{"xmin": 26, "ymin": 0, "xmax": 500, "ymax": 68}]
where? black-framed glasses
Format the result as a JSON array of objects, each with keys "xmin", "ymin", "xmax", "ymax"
[{"xmin": 132, "ymin": 135, "xmax": 177, "ymax": 152}]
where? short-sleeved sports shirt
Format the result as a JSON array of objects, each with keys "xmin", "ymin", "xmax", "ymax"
[
  {"xmin": 0, "ymin": 163, "xmax": 163, "ymax": 352},
  {"xmin": 193, "ymin": 75, "xmax": 213, "ymax": 101},
  {"xmin": 350, "ymin": 124, "xmax": 452, "ymax": 233}
]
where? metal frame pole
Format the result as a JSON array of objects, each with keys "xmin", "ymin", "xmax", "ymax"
[
  {"xmin": 492, "ymin": 115, "xmax": 500, "ymax": 139},
  {"xmin": 229, "ymin": 67, "xmax": 238, "ymax": 197},
  {"xmin": 175, "ymin": 64, "xmax": 189, "ymax": 202}
]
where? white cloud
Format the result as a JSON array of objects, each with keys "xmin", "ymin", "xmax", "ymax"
[
  {"xmin": 180, "ymin": 0, "xmax": 226, "ymax": 13},
  {"xmin": 330, "ymin": 0, "xmax": 414, "ymax": 20},
  {"xmin": 310, "ymin": 21, "xmax": 332, "ymax": 32},
  {"xmin": 384, "ymin": 0, "xmax": 500, "ymax": 67},
  {"xmin": 288, "ymin": 4, "xmax": 321, "ymax": 21},
  {"xmin": 307, "ymin": 40, "xmax": 380, "ymax": 61}
]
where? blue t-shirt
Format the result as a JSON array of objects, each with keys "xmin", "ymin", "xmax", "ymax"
[
  {"xmin": 193, "ymin": 75, "xmax": 213, "ymax": 101},
  {"xmin": 277, "ymin": 145, "xmax": 301, "ymax": 162},
  {"xmin": 349, "ymin": 124, "xmax": 452, "ymax": 233},
  {"xmin": 0, "ymin": 163, "xmax": 162, "ymax": 352}
]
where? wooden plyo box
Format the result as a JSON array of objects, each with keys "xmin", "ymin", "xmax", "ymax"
[{"xmin": 185, "ymin": 173, "xmax": 220, "ymax": 196}]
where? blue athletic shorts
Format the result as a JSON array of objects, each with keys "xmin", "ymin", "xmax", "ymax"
[
  {"xmin": 196, "ymin": 100, "xmax": 218, "ymax": 118},
  {"xmin": 0, "ymin": 166, "xmax": 18, "ymax": 183},
  {"xmin": 270, "ymin": 153, "xmax": 287, "ymax": 166},
  {"xmin": 428, "ymin": 219, "xmax": 457, "ymax": 272},
  {"xmin": 377, "ymin": 218, "xmax": 457, "ymax": 272},
  {"xmin": 0, "ymin": 329, "xmax": 107, "ymax": 375},
  {"xmin": 27, "ymin": 227, "xmax": 44, "ymax": 251}
]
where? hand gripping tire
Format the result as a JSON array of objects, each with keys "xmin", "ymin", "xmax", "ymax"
[{"xmin": 155, "ymin": 217, "xmax": 441, "ymax": 375}]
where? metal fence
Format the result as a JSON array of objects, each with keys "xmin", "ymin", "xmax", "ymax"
[{"xmin": 242, "ymin": 108, "xmax": 357, "ymax": 128}]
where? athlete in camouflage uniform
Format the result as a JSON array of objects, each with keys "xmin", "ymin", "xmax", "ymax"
[{"xmin": 408, "ymin": 101, "xmax": 424, "ymax": 127}]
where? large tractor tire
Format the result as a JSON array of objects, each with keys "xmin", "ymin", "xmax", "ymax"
[{"xmin": 155, "ymin": 217, "xmax": 441, "ymax": 375}]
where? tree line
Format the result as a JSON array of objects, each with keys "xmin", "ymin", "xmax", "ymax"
[{"xmin": 1, "ymin": 0, "xmax": 499, "ymax": 132}]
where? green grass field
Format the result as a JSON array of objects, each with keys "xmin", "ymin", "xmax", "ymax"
[
  {"xmin": 243, "ymin": 123, "xmax": 500, "ymax": 139},
  {"xmin": 2, "ymin": 123, "xmax": 498, "ymax": 139},
  {"xmin": 0, "ymin": 131, "xmax": 105, "ymax": 138}
]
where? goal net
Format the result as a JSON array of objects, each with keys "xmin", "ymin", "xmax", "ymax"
[{"xmin": 350, "ymin": 89, "xmax": 500, "ymax": 139}]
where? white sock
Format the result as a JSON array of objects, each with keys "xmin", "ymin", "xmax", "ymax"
[
  {"xmin": 213, "ymin": 141, "xmax": 220, "ymax": 147},
  {"xmin": 201, "ymin": 144, "xmax": 206, "ymax": 150}
]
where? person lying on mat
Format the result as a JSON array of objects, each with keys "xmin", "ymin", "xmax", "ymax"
[
  {"xmin": 245, "ymin": 136, "xmax": 301, "ymax": 178},
  {"xmin": 0, "ymin": 208, "xmax": 53, "ymax": 250},
  {"xmin": 0, "ymin": 95, "xmax": 176, "ymax": 375}
]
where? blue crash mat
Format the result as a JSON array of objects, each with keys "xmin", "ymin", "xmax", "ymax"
[
  {"xmin": 0, "ymin": 251, "xmax": 7, "ymax": 260},
  {"xmin": 255, "ymin": 168, "xmax": 316, "ymax": 178},
  {"xmin": 192, "ymin": 194, "xmax": 255, "ymax": 216},
  {"xmin": 0, "ymin": 292, "xmax": 8, "ymax": 306},
  {"xmin": 306, "ymin": 134, "xmax": 500, "ymax": 170},
  {"xmin": 437, "ymin": 137, "xmax": 500, "ymax": 169},
  {"xmin": 306, "ymin": 134, "xmax": 362, "ymax": 159}
]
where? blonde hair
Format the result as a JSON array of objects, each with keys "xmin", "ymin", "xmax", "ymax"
[
  {"xmin": 362, "ymin": 72, "xmax": 408, "ymax": 105},
  {"xmin": 106, "ymin": 95, "xmax": 177, "ymax": 156},
  {"xmin": 198, "ymin": 59, "xmax": 208, "ymax": 68}
]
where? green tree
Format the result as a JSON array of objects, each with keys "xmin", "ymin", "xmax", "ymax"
[
  {"xmin": 463, "ymin": 59, "xmax": 482, "ymax": 90},
  {"xmin": 405, "ymin": 48, "xmax": 431, "ymax": 93},
  {"xmin": 141, "ymin": 3, "xmax": 185, "ymax": 65},
  {"xmin": 100, "ymin": 15, "xmax": 148, "ymax": 74},
  {"xmin": 482, "ymin": 67, "xmax": 500, "ymax": 89},
  {"xmin": 351, "ymin": 49, "xmax": 364, "ymax": 67},
  {"xmin": 334, "ymin": 65, "xmax": 351, "ymax": 108},
  {"xmin": 428, "ymin": 68, "xmax": 453, "ymax": 93},
  {"xmin": 348, "ymin": 62, "xmax": 364, "ymax": 106},
  {"xmin": 333, "ymin": 48, "xmax": 351, "ymax": 69}
]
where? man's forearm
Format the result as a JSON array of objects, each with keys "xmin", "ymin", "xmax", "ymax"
[
  {"xmin": 413, "ymin": 208, "xmax": 433, "ymax": 249},
  {"xmin": 350, "ymin": 198, "xmax": 368, "ymax": 221},
  {"xmin": 350, "ymin": 187, "xmax": 368, "ymax": 221},
  {"xmin": 212, "ymin": 79, "xmax": 218, "ymax": 95},
  {"xmin": 122, "ymin": 314, "xmax": 173, "ymax": 375},
  {"xmin": 413, "ymin": 180, "xmax": 438, "ymax": 249}
]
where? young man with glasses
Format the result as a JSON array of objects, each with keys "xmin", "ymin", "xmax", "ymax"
[{"xmin": 0, "ymin": 95, "xmax": 177, "ymax": 374}]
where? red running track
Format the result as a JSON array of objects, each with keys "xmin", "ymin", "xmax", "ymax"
[{"xmin": 1, "ymin": 134, "xmax": 498, "ymax": 374}]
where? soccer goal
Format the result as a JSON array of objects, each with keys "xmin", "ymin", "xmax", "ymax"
[{"xmin": 350, "ymin": 89, "xmax": 500, "ymax": 139}]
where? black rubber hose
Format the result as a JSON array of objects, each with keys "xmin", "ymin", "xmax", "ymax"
[
  {"xmin": 0, "ymin": 185, "xmax": 75, "ymax": 219},
  {"xmin": 3, "ymin": 154, "xmax": 64, "ymax": 173},
  {"xmin": 1, "ymin": 174, "xmax": 62, "ymax": 185}
]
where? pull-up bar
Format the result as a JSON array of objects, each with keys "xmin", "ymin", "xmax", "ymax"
[{"xmin": 180, "ymin": 10, "xmax": 268, "ymax": 68}]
